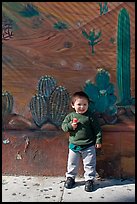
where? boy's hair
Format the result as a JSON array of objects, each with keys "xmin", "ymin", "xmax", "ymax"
[{"xmin": 71, "ymin": 91, "xmax": 90, "ymax": 105}]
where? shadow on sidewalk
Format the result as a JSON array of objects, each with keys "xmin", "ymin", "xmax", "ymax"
[{"xmin": 72, "ymin": 178, "xmax": 135, "ymax": 192}]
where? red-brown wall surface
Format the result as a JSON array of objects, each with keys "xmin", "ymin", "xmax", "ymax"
[
  {"xmin": 2, "ymin": 2, "xmax": 135, "ymax": 179},
  {"xmin": 2, "ymin": 121, "xmax": 135, "ymax": 179}
]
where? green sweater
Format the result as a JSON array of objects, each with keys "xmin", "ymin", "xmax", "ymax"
[{"xmin": 61, "ymin": 111, "xmax": 102, "ymax": 146}]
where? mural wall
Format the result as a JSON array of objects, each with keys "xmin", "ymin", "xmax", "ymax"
[
  {"xmin": 2, "ymin": 2, "xmax": 135, "ymax": 178},
  {"xmin": 2, "ymin": 2, "xmax": 135, "ymax": 130}
]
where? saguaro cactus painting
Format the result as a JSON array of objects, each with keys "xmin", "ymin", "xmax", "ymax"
[{"xmin": 116, "ymin": 8, "xmax": 131, "ymax": 106}]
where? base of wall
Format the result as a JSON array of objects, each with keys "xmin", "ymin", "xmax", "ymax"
[{"xmin": 2, "ymin": 122, "xmax": 135, "ymax": 179}]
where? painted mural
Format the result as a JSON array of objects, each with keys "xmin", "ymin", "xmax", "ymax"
[{"xmin": 2, "ymin": 2, "xmax": 135, "ymax": 131}]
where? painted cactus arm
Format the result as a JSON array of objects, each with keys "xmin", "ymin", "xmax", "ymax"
[
  {"xmin": 98, "ymin": 2, "xmax": 108, "ymax": 15},
  {"xmin": 91, "ymin": 39, "xmax": 102, "ymax": 46},
  {"xmin": 93, "ymin": 31, "xmax": 101, "ymax": 41},
  {"xmin": 82, "ymin": 30, "xmax": 90, "ymax": 40},
  {"xmin": 88, "ymin": 29, "xmax": 101, "ymax": 42}
]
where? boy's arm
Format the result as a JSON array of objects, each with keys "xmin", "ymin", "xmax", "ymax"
[
  {"xmin": 90, "ymin": 114, "xmax": 102, "ymax": 144},
  {"xmin": 61, "ymin": 114, "xmax": 74, "ymax": 132}
]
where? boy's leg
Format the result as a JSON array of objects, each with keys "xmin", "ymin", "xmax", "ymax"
[
  {"xmin": 66, "ymin": 149, "xmax": 80, "ymax": 179},
  {"xmin": 81, "ymin": 146, "xmax": 96, "ymax": 181}
]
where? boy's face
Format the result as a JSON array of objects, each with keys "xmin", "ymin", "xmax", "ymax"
[{"xmin": 71, "ymin": 97, "xmax": 89, "ymax": 114}]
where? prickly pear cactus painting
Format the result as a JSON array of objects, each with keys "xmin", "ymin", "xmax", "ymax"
[{"xmin": 84, "ymin": 69, "xmax": 118, "ymax": 124}]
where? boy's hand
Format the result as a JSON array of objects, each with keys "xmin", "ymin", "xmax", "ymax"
[
  {"xmin": 72, "ymin": 118, "xmax": 78, "ymax": 124},
  {"xmin": 95, "ymin": 144, "xmax": 102, "ymax": 149},
  {"xmin": 71, "ymin": 118, "xmax": 78, "ymax": 130}
]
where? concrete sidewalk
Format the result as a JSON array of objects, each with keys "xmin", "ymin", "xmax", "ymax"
[{"xmin": 2, "ymin": 175, "xmax": 135, "ymax": 202}]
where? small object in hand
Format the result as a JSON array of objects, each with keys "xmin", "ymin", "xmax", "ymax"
[{"xmin": 73, "ymin": 118, "xmax": 78, "ymax": 124}]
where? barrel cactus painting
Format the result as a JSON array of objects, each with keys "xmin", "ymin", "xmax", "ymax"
[
  {"xmin": 29, "ymin": 94, "xmax": 49, "ymax": 127},
  {"xmin": 48, "ymin": 86, "xmax": 70, "ymax": 127},
  {"xmin": 2, "ymin": 90, "xmax": 13, "ymax": 126},
  {"xmin": 38, "ymin": 75, "xmax": 57, "ymax": 98},
  {"xmin": 29, "ymin": 75, "xmax": 70, "ymax": 128},
  {"xmin": 2, "ymin": 76, "xmax": 70, "ymax": 130}
]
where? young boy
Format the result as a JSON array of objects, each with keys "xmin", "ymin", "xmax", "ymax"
[{"xmin": 61, "ymin": 91, "xmax": 102, "ymax": 192}]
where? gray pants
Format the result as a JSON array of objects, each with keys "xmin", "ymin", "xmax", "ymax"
[{"xmin": 66, "ymin": 146, "xmax": 96, "ymax": 181}]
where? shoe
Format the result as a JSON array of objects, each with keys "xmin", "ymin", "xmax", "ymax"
[
  {"xmin": 64, "ymin": 177, "xmax": 75, "ymax": 189},
  {"xmin": 85, "ymin": 180, "xmax": 94, "ymax": 192}
]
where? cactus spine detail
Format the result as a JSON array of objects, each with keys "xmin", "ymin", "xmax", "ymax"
[{"xmin": 116, "ymin": 8, "xmax": 131, "ymax": 106}]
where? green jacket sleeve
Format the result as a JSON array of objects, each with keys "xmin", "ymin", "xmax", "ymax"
[
  {"xmin": 90, "ymin": 114, "xmax": 102, "ymax": 144},
  {"xmin": 61, "ymin": 114, "xmax": 74, "ymax": 132}
]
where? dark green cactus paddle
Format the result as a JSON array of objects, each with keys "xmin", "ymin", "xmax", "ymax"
[{"xmin": 84, "ymin": 69, "xmax": 117, "ymax": 116}]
